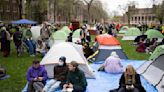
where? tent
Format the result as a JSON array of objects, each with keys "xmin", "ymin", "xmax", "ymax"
[
  {"xmin": 95, "ymin": 34, "xmax": 128, "ymax": 61},
  {"xmin": 11, "ymin": 19, "xmax": 37, "ymax": 24},
  {"xmin": 122, "ymin": 27, "xmax": 141, "ymax": 40},
  {"xmin": 50, "ymin": 30, "xmax": 68, "ymax": 45},
  {"xmin": 52, "ymin": 30, "xmax": 67, "ymax": 40},
  {"xmin": 72, "ymin": 29, "xmax": 81, "ymax": 42},
  {"xmin": 137, "ymin": 54, "xmax": 164, "ymax": 92},
  {"xmin": 40, "ymin": 42, "xmax": 95, "ymax": 78},
  {"xmin": 61, "ymin": 26, "xmax": 71, "ymax": 35},
  {"xmin": 145, "ymin": 29, "xmax": 164, "ymax": 42},
  {"xmin": 119, "ymin": 26, "xmax": 129, "ymax": 34},
  {"xmin": 149, "ymin": 45, "xmax": 164, "ymax": 61},
  {"xmin": 95, "ymin": 34, "xmax": 120, "ymax": 46},
  {"xmin": 30, "ymin": 26, "xmax": 41, "ymax": 41}
]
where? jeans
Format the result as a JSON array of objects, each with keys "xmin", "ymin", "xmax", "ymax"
[
  {"xmin": 43, "ymin": 79, "xmax": 61, "ymax": 92},
  {"xmin": 24, "ymin": 39, "xmax": 36, "ymax": 55}
]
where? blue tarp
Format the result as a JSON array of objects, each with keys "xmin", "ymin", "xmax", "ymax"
[
  {"xmin": 22, "ymin": 60, "xmax": 157, "ymax": 92},
  {"xmin": 11, "ymin": 19, "xmax": 37, "ymax": 24}
]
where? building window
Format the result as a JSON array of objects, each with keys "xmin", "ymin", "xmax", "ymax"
[
  {"xmin": 131, "ymin": 17, "xmax": 133, "ymax": 21},
  {"xmin": 145, "ymin": 16, "xmax": 147, "ymax": 21},
  {"xmin": 142, "ymin": 16, "xmax": 144, "ymax": 21},
  {"xmin": 13, "ymin": 0, "xmax": 16, "ymax": 3},
  {"xmin": 0, "ymin": 5, "xmax": 3, "ymax": 12},
  {"xmin": 149, "ymin": 16, "xmax": 151, "ymax": 21},
  {"xmin": 135, "ymin": 16, "xmax": 137, "ymax": 21},
  {"xmin": 6, "ymin": 5, "xmax": 10, "ymax": 12},
  {"xmin": 152, "ymin": 16, "xmax": 156, "ymax": 21},
  {"xmin": 138, "ymin": 16, "xmax": 140, "ymax": 21}
]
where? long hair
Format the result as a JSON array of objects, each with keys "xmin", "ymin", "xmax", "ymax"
[{"xmin": 124, "ymin": 65, "xmax": 136, "ymax": 85}]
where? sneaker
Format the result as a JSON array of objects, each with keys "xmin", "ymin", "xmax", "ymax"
[{"xmin": 30, "ymin": 54, "xmax": 35, "ymax": 57}]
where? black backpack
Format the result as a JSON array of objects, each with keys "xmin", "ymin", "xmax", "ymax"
[{"xmin": 0, "ymin": 65, "xmax": 6, "ymax": 78}]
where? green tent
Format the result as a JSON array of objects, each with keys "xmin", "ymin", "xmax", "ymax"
[
  {"xmin": 125, "ymin": 27, "xmax": 141, "ymax": 36},
  {"xmin": 52, "ymin": 30, "xmax": 67, "ymax": 40},
  {"xmin": 73, "ymin": 29, "xmax": 81, "ymax": 38},
  {"xmin": 149, "ymin": 45, "xmax": 164, "ymax": 61},
  {"xmin": 145, "ymin": 29, "xmax": 164, "ymax": 39},
  {"xmin": 120, "ymin": 26, "xmax": 129, "ymax": 31},
  {"xmin": 119, "ymin": 26, "xmax": 129, "ymax": 34},
  {"xmin": 61, "ymin": 26, "xmax": 71, "ymax": 35}
]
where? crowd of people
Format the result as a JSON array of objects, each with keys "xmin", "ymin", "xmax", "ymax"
[
  {"xmin": 1, "ymin": 21, "xmax": 164, "ymax": 92},
  {"xmin": 26, "ymin": 58, "xmax": 87, "ymax": 92}
]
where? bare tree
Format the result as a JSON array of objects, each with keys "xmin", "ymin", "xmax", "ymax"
[
  {"xmin": 82, "ymin": 0, "xmax": 94, "ymax": 23},
  {"xmin": 154, "ymin": 1, "xmax": 164, "ymax": 24}
]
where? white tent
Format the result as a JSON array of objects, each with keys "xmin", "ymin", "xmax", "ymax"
[
  {"xmin": 31, "ymin": 26, "xmax": 41, "ymax": 41},
  {"xmin": 40, "ymin": 42, "xmax": 95, "ymax": 78}
]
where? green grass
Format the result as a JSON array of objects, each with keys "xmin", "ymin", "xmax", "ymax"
[
  {"xmin": 117, "ymin": 37, "xmax": 150, "ymax": 60},
  {"xmin": 0, "ymin": 42, "xmax": 42, "ymax": 92},
  {"xmin": 0, "ymin": 36, "xmax": 150, "ymax": 92}
]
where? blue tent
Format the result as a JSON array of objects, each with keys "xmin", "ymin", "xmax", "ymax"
[{"xmin": 11, "ymin": 19, "xmax": 37, "ymax": 24}]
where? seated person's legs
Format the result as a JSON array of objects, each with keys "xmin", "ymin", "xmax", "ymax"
[
  {"xmin": 33, "ymin": 82, "xmax": 44, "ymax": 92},
  {"xmin": 27, "ymin": 82, "xmax": 35, "ymax": 92}
]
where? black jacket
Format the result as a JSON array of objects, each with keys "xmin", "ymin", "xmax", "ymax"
[{"xmin": 119, "ymin": 73, "xmax": 146, "ymax": 92}]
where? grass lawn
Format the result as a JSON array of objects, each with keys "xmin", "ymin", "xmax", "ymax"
[{"xmin": 0, "ymin": 36, "xmax": 150, "ymax": 92}]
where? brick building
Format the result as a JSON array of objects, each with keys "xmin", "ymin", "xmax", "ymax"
[{"xmin": 0, "ymin": 0, "xmax": 21, "ymax": 21}]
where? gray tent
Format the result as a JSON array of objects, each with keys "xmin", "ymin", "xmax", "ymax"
[
  {"xmin": 137, "ymin": 54, "xmax": 164, "ymax": 91},
  {"xmin": 95, "ymin": 45, "xmax": 128, "ymax": 61}
]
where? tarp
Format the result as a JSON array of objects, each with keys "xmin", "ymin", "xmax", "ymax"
[
  {"xmin": 40, "ymin": 42, "xmax": 95, "ymax": 78},
  {"xmin": 149, "ymin": 45, "xmax": 164, "ymax": 61},
  {"xmin": 61, "ymin": 26, "xmax": 71, "ymax": 35},
  {"xmin": 52, "ymin": 30, "xmax": 67, "ymax": 40},
  {"xmin": 95, "ymin": 34, "xmax": 120, "ymax": 46},
  {"xmin": 145, "ymin": 29, "xmax": 164, "ymax": 39},
  {"xmin": 22, "ymin": 60, "xmax": 157, "ymax": 92},
  {"xmin": 11, "ymin": 19, "xmax": 37, "ymax": 24}
]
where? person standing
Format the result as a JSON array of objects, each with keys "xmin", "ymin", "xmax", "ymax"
[{"xmin": 0, "ymin": 27, "xmax": 11, "ymax": 57}]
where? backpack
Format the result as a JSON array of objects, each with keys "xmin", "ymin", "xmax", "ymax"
[
  {"xmin": 0, "ymin": 65, "xmax": 6, "ymax": 78},
  {"xmin": 13, "ymin": 31, "xmax": 22, "ymax": 41}
]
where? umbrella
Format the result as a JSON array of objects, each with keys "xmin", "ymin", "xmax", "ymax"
[{"xmin": 11, "ymin": 19, "xmax": 37, "ymax": 24}]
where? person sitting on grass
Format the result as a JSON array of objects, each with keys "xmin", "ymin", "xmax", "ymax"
[
  {"xmin": 43, "ymin": 56, "xmax": 68, "ymax": 92},
  {"xmin": 26, "ymin": 60, "xmax": 48, "ymax": 92},
  {"xmin": 136, "ymin": 38, "xmax": 146, "ymax": 53},
  {"xmin": 36, "ymin": 39, "xmax": 48, "ymax": 57},
  {"xmin": 117, "ymin": 65, "xmax": 145, "ymax": 92},
  {"xmin": 98, "ymin": 51, "xmax": 123, "ymax": 74},
  {"xmin": 82, "ymin": 42, "xmax": 94, "ymax": 59},
  {"xmin": 61, "ymin": 61, "xmax": 87, "ymax": 92}
]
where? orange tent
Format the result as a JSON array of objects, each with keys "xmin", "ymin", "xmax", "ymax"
[{"xmin": 95, "ymin": 34, "xmax": 120, "ymax": 46}]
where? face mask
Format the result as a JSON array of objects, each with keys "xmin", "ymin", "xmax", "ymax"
[{"xmin": 58, "ymin": 61, "xmax": 64, "ymax": 66}]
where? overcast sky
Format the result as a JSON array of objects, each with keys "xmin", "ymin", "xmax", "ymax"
[{"xmin": 100, "ymin": 0, "xmax": 163, "ymax": 16}]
